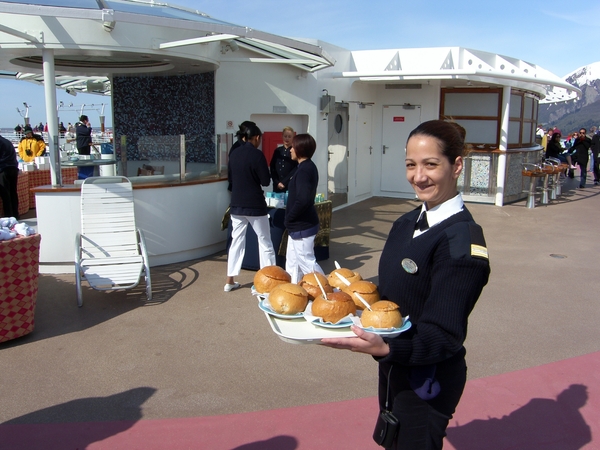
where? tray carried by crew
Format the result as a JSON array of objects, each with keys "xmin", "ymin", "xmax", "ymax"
[{"xmin": 263, "ymin": 312, "xmax": 412, "ymax": 344}]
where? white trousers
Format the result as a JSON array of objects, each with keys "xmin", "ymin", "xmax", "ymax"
[
  {"xmin": 285, "ymin": 233, "xmax": 324, "ymax": 283},
  {"xmin": 227, "ymin": 214, "xmax": 276, "ymax": 277}
]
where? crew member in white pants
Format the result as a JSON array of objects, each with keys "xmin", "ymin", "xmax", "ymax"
[
  {"xmin": 228, "ymin": 214, "xmax": 276, "ymax": 282},
  {"xmin": 284, "ymin": 133, "xmax": 324, "ymax": 284},
  {"xmin": 225, "ymin": 123, "xmax": 275, "ymax": 292},
  {"xmin": 286, "ymin": 232, "xmax": 323, "ymax": 284}
]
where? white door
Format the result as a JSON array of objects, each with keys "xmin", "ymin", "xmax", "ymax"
[
  {"xmin": 381, "ymin": 105, "xmax": 421, "ymax": 194},
  {"xmin": 327, "ymin": 103, "xmax": 349, "ymax": 208},
  {"xmin": 354, "ymin": 105, "xmax": 373, "ymax": 197}
]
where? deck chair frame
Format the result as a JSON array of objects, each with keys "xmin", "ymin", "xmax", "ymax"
[{"xmin": 75, "ymin": 176, "xmax": 152, "ymax": 306}]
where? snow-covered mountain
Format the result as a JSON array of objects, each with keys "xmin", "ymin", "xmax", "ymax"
[{"xmin": 538, "ymin": 62, "xmax": 600, "ymax": 132}]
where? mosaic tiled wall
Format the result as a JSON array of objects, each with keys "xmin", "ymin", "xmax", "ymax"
[
  {"xmin": 112, "ymin": 73, "xmax": 215, "ymax": 163},
  {"xmin": 458, "ymin": 154, "xmax": 493, "ymax": 196},
  {"xmin": 506, "ymin": 153, "xmax": 525, "ymax": 197}
]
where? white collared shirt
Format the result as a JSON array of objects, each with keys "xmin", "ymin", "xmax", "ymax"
[{"xmin": 413, "ymin": 193, "xmax": 464, "ymax": 238}]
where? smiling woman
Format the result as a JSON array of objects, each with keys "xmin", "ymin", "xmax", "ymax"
[
  {"xmin": 321, "ymin": 120, "xmax": 490, "ymax": 450},
  {"xmin": 405, "ymin": 123, "xmax": 464, "ymax": 209}
]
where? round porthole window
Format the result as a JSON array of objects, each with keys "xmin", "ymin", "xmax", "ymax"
[{"xmin": 334, "ymin": 114, "xmax": 343, "ymax": 133}]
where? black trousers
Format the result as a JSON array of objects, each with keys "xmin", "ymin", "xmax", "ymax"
[
  {"xmin": 592, "ymin": 150, "xmax": 600, "ymax": 183},
  {"xmin": 378, "ymin": 351, "xmax": 467, "ymax": 450},
  {"xmin": 0, "ymin": 167, "xmax": 19, "ymax": 219}
]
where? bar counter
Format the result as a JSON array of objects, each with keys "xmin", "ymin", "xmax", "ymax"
[{"xmin": 32, "ymin": 175, "xmax": 230, "ymax": 273}]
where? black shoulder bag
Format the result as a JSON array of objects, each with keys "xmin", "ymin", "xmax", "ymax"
[{"xmin": 373, "ymin": 365, "xmax": 400, "ymax": 448}]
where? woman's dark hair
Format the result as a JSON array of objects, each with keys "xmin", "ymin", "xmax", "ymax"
[
  {"xmin": 292, "ymin": 133, "xmax": 316, "ymax": 159},
  {"xmin": 407, "ymin": 120, "xmax": 466, "ymax": 164},
  {"xmin": 235, "ymin": 120, "xmax": 256, "ymax": 140},
  {"xmin": 551, "ymin": 132, "xmax": 562, "ymax": 142},
  {"xmin": 243, "ymin": 123, "xmax": 262, "ymax": 140}
]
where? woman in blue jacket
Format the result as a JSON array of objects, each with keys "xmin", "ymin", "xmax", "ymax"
[{"xmin": 284, "ymin": 133, "xmax": 324, "ymax": 283}]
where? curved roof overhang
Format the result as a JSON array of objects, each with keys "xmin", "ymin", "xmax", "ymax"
[
  {"xmin": 331, "ymin": 47, "xmax": 579, "ymax": 103},
  {"xmin": 0, "ymin": 0, "xmax": 335, "ymax": 95}
]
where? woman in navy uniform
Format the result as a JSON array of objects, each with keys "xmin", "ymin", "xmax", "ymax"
[
  {"xmin": 323, "ymin": 120, "xmax": 490, "ymax": 449},
  {"xmin": 270, "ymin": 126, "xmax": 297, "ymax": 193}
]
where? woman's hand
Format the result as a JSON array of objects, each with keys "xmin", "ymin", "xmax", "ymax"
[
  {"xmin": 321, "ymin": 325, "xmax": 390, "ymax": 357},
  {"xmin": 277, "ymin": 182, "xmax": 285, "ymax": 189}
]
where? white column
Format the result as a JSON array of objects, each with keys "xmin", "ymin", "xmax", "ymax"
[
  {"xmin": 495, "ymin": 86, "xmax": 511, "ymax": 206},
  {"xmin": 42, "ymin": 48, "xmax": 61, "ymax": 186}
]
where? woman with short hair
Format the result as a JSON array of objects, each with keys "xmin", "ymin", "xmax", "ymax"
[{"xmin": 284, "ymin": 133, "xmax": 324, "ymax": 283}]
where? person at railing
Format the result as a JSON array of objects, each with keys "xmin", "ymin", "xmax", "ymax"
[
  {"xmin": 270, "ymin": 126, "xmax": 298, "ymax": 193},
  {"xmin": 0, "ymin": 133, "xmax": 19, "ymax": 219},
  {"xmin": 17, "ymin": 125, "xmax": 46, "ymax": 163},
  {"xmin": 75, "ymin": 115, "xmax": 95, "ymax": 179},
  {"xmin": 225, "ymin": 123, "xmax": 276, "ymax": 292}
]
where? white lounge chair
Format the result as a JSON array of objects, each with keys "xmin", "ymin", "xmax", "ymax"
[{"xmin": 75, "ymin": 176, "xmax": 152, "ymax": 306}]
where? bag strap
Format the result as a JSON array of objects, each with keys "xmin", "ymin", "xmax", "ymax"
[{"xmin": 384, "ymin": 365, "xmax": 393, "ymax": 410}]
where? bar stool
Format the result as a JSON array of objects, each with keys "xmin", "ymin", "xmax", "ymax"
[
  {"xmin": 522, "ymin": 163, "xmax": 545, "ymax": 208},
  {"xmin": 540, "ymin": 162, "xmax": 556, "ymax": 204},
  {"xmin": 547, "ymin": 157, "xmax": 568, "ymax": 198}
]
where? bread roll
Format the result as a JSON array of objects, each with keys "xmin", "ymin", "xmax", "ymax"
[
  {"xmin": 268, "ymin": 283, "xmax": 309, "ymax": 315},
  {"xmin": 298, "ymin": 272, "xmax": 333, "ymax": 300},
  {"xmin": 360, "ymin": 300, "xmax": 402, "ymax": 329},
  {"xmin": 328, "ymin": 268, "xmax": 362, "ymax": 289},
  {"xmin": 312, "ymin": 291, "xmax": 357, "ymax": 323},
  {"xmin": 342, "ymin": 280, "xmax": 380, "ymax": 310},
  {"xmin": 254, "ymin": 265, "xmax": 291, "ymax": 293}
]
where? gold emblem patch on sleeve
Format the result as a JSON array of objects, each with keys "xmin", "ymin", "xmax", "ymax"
[{"xmin": 471, "ymin": 244, "xmax": 488, "ymax": 260}]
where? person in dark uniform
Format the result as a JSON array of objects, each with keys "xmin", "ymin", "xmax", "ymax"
[
  {"xmin": 284, "ymin": 133, "xmax": 324, "ymax": 283},
  {"xmin": 571, "ymin": 128, "xmax": 592, "ymax": 188},
  {"xmin": 589, "ymin": 126, "xmax": 600, "ymax": 185},
  {"xmin": 0, "ymin": 134, "xmax": 20, "ymax": 219},
  {"xmin": 227, "ymin": 121, "xmax": 255, "ymax": 192},
  {"xmin": 270, "ymin": 126, "xmax": 297, "ymax": 193},
  {"xmin": 75, "ymin": 115, "xmax": 94, "ymax": 179},
  {"xmin": 225, "ymin": 124, "xmax": 276, "ymax": 292},
  {"xmin": 322, "ymin": 120, "xmax": 490, "ymax": 450}
]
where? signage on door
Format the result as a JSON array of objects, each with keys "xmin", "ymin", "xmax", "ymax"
[{"xmin": 393, "ymin": 117, "xmax": 405, "ymax": 122}]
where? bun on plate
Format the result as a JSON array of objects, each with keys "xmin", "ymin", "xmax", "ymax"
[
  {"xmin": 268, "ymin": 283, "xmax": 309, "ymax": 315},
  {"xmin": 360, "ymin": 300, "xmax": 402, "ymax": 329},
  {"xmin": 342, "ymin": 280, "xmax": 380, "ymax": 310},
  {"xmin": 312, "ymin": 291, "xmax": 357, "ymax": 323},
  {"xmin": 298, "ymin": 272, "xmax": 333, "ymax": 300},
  {"xmin": 254, "ymin": 265, "xmax": 291, "ymax": 293},
  {"xmin": 328, "ymin": 268, "xmax": 362, "ymax": 289}
]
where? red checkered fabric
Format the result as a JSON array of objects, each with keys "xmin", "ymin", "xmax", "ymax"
[{"xmin": 0, "ymin": 234, "xmax": 41, "ymax": 343}]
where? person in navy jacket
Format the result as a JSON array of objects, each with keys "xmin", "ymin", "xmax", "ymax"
[
  {"xmin": 225, "ymin": 124, "xmax": 276, "ymax": 292},
  {"xmin": 284, "ymin": 133, "xmax": 324, "ymax": 283},
  {"xmin": 322, "ymin": 120, "xmax": 490, "ymax": 449}
]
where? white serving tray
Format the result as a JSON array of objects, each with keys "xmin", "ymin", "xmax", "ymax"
[{"xmin": 264, "ymin": 313, "xmax": 357, "ymax": 344}]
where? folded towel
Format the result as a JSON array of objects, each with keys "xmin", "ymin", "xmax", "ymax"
[{"xmin": 13, "ymin": 223, "xmax": 35, "ymax": 237}]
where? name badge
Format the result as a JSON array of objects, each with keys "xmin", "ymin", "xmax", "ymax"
[{"xmin": 401, "ymin": 258, "xmax": 418, "ymax": 274}]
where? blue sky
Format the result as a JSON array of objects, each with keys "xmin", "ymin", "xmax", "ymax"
[{"xmin": 2, "ymin": 0, "xmax": 599, "ymax": 128}]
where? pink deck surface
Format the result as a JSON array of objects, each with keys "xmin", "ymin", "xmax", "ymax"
[{"xmin": 1, "ymin": 350, "xmax": 598, "ymax": 449}]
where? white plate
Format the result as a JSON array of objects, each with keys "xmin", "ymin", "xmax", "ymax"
[
  {"xmin": 303, "ymin": 302, "xmax": 354, "ymax": 328},
  {"xmin": 258, "ymin": 298, "xmax": 304, "ymax": 320},
  {"xmin": 350, "ymin": 315, "xmax": 412, "ymax": 338}
]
